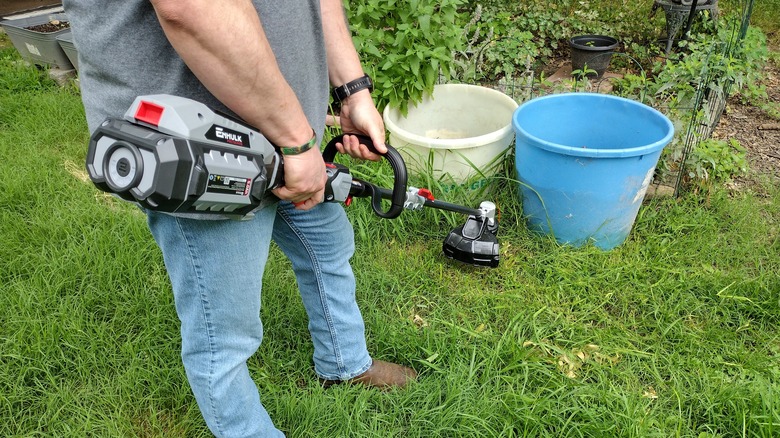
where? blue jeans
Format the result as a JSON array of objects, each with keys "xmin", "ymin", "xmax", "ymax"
[{"xmin": 146, "ymin": 201, "xmax": 372, "ymax": 437}]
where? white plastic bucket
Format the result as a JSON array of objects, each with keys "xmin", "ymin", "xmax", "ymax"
[{"xmin": 383, "ymin": 84, "xmax": 518, "ymax": 191}]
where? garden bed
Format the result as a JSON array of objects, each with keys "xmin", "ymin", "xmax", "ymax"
[
  {"xmin": 25, "ymin": 19, "xmax": 68, "ymax": 33},
  {"xmin": 713, "ymin": 54, "xmax": 780, "ymax": 183}
]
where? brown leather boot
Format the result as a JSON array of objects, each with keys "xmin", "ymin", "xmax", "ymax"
[{"xmin": 321, "ymin": 359, "xmax": 417, "ymax": 390}]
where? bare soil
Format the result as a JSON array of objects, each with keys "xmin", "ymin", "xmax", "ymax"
[
  {"xmin": 24, "ymin": 19, "xmax": 68, "ymax": 33},
  {"xmin": 712, "ymin": 56, "xmax": 780, "ymax": 183}
]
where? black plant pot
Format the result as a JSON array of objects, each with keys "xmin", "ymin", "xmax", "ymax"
[{"xmin": 569, "ymin": 35, "xmax": 619, "ymax": 78}]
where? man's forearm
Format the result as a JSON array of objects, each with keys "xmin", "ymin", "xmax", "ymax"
[
  {"xmin": 320, "ymin": 0, "xmax": 365, "ymax": 87},
  {"xmin": 320, "ymin": 0, "xmax": 386, "ymax": 151},
  {"xmin": 150, "ymin": 0, "xmax": 313, "ymax": 146}
]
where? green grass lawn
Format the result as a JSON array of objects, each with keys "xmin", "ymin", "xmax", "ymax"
[{"xmin": 2, "ymin": 29, "xmax": 779, "ymax": 438}]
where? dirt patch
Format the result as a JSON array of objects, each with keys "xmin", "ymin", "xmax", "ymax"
[
  {"xmin": 712, "ymin": 53, "xmax": 780, "ymax": 183},
  {"xmin": 24, "ymin": 20, "xmax": 69, "ymax": 33}
]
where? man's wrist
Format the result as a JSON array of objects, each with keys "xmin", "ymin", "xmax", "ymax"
[
  {"xmin": 276, "ymin": 129, "xmax": 317, "ymax": 156},
  {"xmin": 331, "ymin": 74, "xmax": 373, "ymax": 103}
]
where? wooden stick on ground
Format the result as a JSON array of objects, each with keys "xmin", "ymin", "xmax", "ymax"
[{"xmin": 325, "ymin": 114, "xmax": 341, "ymax": 127}]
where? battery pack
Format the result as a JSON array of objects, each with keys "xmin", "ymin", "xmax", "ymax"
[{"xmin": 86, "ymin": 95, "xmax": 282, "ymax": 217}]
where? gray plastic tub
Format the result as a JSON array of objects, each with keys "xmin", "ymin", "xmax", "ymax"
[
  {"xmin": 56, "ymin": 30, "xmax": 78, "ymax": 71},
  {"xmin": 0, "ymin": 12, "xmax": 73, "ymax": 69}
]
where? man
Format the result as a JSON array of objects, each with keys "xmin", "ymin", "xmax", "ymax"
[{"xmin": 63, "ymin": 0, "xmax": 416, "ymax": 436}]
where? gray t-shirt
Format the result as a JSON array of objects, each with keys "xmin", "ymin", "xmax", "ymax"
[{"xmin": 62, "ymin": 0, "xmax": 329, "ymax": 138}]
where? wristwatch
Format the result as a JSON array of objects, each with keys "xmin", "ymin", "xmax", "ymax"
[{"xmin": 331, "ymin": 74, "xmax": 374, "ymax": 103}]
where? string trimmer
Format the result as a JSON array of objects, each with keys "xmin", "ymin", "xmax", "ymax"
[{"xmin": 86, "ymin": 95, "xmax": 499, "ymax": 267}]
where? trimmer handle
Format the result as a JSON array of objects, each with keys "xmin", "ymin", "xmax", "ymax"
[{"xmin": 323, "ymin": 134, "xmax": 407, "ymax": 219}]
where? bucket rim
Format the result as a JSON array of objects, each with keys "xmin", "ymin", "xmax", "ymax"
[
  {"xmin": 55, "ymin": 29, "xmax": 74, "ymax": 42},
  {"xmin": 513, "ymin": 93, "xmax": 674, "ymax": 158},
  {"xmin": 383, "ymin": 84, "xmax": 519, "ymax": 150},
  {"xmin": 569, "ymin": 34, "xmax": 619, "ymax": 51}
]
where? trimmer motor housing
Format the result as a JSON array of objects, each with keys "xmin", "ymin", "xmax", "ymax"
[{"xmin": 86, "ymin": 95, "xmax": 282, "ymax": 217}]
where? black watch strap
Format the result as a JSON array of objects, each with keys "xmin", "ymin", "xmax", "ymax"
[{"xmin": 331, "ymin": 74, "xmax": 373, "ymax": 102}]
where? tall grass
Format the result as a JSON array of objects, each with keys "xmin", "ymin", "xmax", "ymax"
[{"xmin": 2, "ymin": 37, "xmax": 779, "ymax": 437}]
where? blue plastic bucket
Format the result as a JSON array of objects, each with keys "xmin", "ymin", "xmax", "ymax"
[{"xmin": 513, "ymin": 93, "xmax": 674, "ymax": 249}]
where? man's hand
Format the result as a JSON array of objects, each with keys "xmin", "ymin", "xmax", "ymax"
[
  {"xmin": 271, "ymin": 147, "xmax": 327, "ymax": 210},
  {"xmin": 335, "ymin": 91, "xmax": 387, "ymax": 161}
]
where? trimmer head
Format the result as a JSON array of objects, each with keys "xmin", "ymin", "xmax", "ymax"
[{"xmin": 442, "ymin": 201, "xmax": 499, "ymax": 268}]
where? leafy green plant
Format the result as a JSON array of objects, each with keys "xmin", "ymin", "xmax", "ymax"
[
  {"xmin": 455, "ymin": 1, "xmax": 591, "ymax": 80},
  {"xmin": 759, "ymin": 100, "xmax": 780, "ymax": 120},
  {"xmin": 649, "ymin": 19, "xmax": 767, "ymax": 109},
  {"xmin": 568, "ymin": 64, "xmax": 600, "ymax": 92},
  {"xmin": 571, "ymin": 64, "xmax": 598, "ymax": 79},
  {"xmin": 448, "ymin": 4, "xmax": 486, "ymax": 82},
  {"xmin": 505, "ymin": 2, "xmax": 570, "ymax": 59},
  {"xmin": 346, "ymin": 0, "xmax": 465, "ymax": 115},
  {"xmin": 449, "ymin": 6, "xmax": 539, "ymax": 85},
  {"xmin": 611, "ymin": 70, "xmax": 650, "ymax": 103},
  {"xmin": 688, "ymin": 137, "xmax": 749, "ymax": 182},
  {"xmin": 480, "ymin": 19, "xmax": 538, "ymax": 82}
]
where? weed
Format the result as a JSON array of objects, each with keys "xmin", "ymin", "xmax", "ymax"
[{"xmin": 689, "ymin": 138, "xmax": 749, "ymax": 182}]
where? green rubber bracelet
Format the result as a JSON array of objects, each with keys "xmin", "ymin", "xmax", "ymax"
[{"xmin": 278, "ymin": 130, "xmax": 317, "ymax": 156}]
